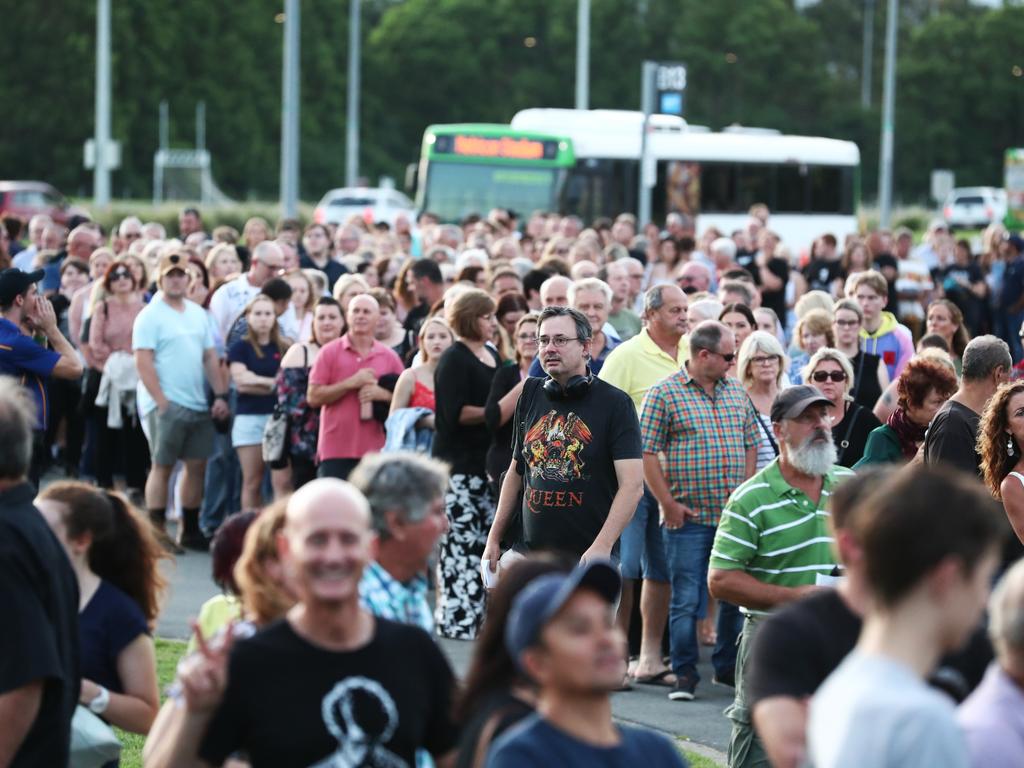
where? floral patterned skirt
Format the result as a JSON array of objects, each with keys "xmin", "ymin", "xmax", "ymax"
[{"xmin": 434, "ymin": 472, "xmax": 494, "ymax": 640}]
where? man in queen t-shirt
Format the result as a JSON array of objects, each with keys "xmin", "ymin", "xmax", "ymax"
[
  {"xmin": 166, "ymin": 478, "xmax": 459, "ymax": 768},
  {"xmin": 308, "ymin": 294, "xmax": 404, "ymax": 480},
  {"xmin": 482, "ymin": 306, "xmax": 644, "ymax": 571}
]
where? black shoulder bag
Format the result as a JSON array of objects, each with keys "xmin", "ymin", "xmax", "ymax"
[{"xmin": 498, "ymin": 377, "xmax": 543, "ymax": 551}]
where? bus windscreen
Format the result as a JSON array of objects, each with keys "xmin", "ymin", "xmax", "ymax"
[{"xmin": 424, "ymin": 164, "xmax": 558, "ymax": 221}]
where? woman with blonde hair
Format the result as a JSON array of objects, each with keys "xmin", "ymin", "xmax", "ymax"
[
  {"xmin": 331, "ymin": 273, "xmax": 370, "ymax": 330},
  {"xmin": 389, "ymin": 316, "xmax": 455, "ymax": 428},
  {"xmin": 978, "ymin": 381, "xmax": 1024, "ymax": 545},
  {"xmin": 803, "ymin": 347, "xmax": 881, "ymax": 467},
  {"xmin": 737, "ymin": 331, "xmax": 787, "ymax": 470},
  {"xmin": 286, "ymin": 268, "xmax": 317, "ymax": 342},
  {"xmin": 789, "ymin": 308, "xmax": 836, "ymax": 383}
]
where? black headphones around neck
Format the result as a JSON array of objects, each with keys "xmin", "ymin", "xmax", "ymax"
[{"xmin": 542, "ymin": 370, "xmax": 594, "ymax": 400}]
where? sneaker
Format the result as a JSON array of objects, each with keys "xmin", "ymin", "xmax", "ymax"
[
  {"xmin": 713, "ymin": 669, "xmax": 736, "ymax": 688},
  {"xmin": 178, "ymin": 529, "xmax": 212, "ymax": 553},
  {"xmin": 668, "ymin": 675, "xmax": 697, "ymax": 701}
]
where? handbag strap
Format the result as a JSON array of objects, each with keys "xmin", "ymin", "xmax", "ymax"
[
  {"xmin": 836, "ymin": 402, "xmax": 862, "ymax": 465},
  {"xmin": 747, "ymin": 394, "xmax": 779, "ymax": 456}
]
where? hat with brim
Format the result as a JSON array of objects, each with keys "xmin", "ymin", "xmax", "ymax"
[
  {"xmin": 157, "ymin": 251, "xmax": 189, "ymax": 280},
  {"xmin": 770, "ymin": 384, "xmax": 832, "ymax": 424},
  {"xmin": 0, "ymin": 268, "xmax": 45, "ymax": 305},
  {"xmin": 504, "ymin": 559, "xmax": 621, "ymax": 672}
]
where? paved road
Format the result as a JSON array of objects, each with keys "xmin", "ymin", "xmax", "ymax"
[{"xmin": 157, "ymin": 547, "xmax": 733, "ymax": 764}]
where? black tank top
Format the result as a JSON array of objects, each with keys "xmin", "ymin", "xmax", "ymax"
[{"xmin": 850, "ymin": 351, "xmax": 883, "ymax": 410}]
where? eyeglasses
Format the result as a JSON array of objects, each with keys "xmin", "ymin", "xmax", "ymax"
[
  {"xmin": 834, "ymin": 319, "xmax": 860, "ymax": 328},
  {"xmin": 750, "ymin": 355, "xmax": 779, "ymax": 366},
  {"xmin": 537, "ymin": 336, "xmax": 581, "ymax": 348},
  {"xmin": 811, "ymin": 370, "xmax": 848, "ymax": 383}
]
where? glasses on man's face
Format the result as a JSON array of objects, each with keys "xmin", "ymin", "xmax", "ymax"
[
  {"xmin": 811, "ymin": 370, "xmax": 847, "ymax": 383},
  {"xmin": 537, "ymin": 335, "xmax": 581, "ymax": 348},
  {"xmin": 710, "ymin": 350, "xmax": 736, "ymax": 363},
  {"xmin": 834, "ymin": 319, "xmax": 860, "ymax": 328},
  {"xmin": 750, "ymin": 355, "xmax": 778, "ymax": 366}
]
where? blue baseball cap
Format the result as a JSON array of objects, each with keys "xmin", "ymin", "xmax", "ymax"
[{"xmin": 504, "ymin": 559, "xmax": 621, "ymax": 671}]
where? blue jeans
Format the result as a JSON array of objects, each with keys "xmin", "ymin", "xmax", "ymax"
[
  {"xmin": 662, "ymin": 522, "xmax": 743, "ymax": 682},
  {"xmin": 200, "ymin": 427, "xmax": 241, "ymax": 535},
  {"xmin": 619, "ymin": 485, "xmax": 669, "ymax": 582}
]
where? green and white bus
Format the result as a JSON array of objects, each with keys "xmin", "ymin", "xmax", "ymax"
[
  {"xmin": 413, "ymin": 124, "xmax": 575, "ymax": 222},
  {"xmin": 1005, "ymin": 148, "xmax": 1024, "ymax": 230}
]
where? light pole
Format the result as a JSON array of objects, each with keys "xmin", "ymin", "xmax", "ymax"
[
  {"xmin": 280, "ymin": 0, "xmax": 301, "ymax": 217},
  {"xmin": 861, "ymin": 0, "xmax": 875, "ymax": 108},
  {"xmin": 575, "ymin": 0, "xmax": 590, "ymax": 110},
  {"xmin": 878, "ymin": 0, "xmax": 898, "ymax": 227},
  {"xmin": 93, "ymin": 0, "xmax": 111, "ymax": 207},
  {"xmin": 346, "ymin": 0, "xmax": 361, "ymax": 187}
]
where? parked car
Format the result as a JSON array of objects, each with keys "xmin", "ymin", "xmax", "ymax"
[
  {"xmin": 942, "ymin": 186, "xmax": 1007, "ymax": 230},
  {"xmin": 313, "ymin": 187, "xmax": 415, "ymax": 228},
  {"xmin": 0, "ymin": 181, "xmax": 87, "ymax": 226}
]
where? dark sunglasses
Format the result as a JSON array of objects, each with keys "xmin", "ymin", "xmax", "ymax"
[
  {"xmin": 111, "ymin": 269, "xmax": 132, "ymax": 279},
  {"xmin": 708, "ymin": 350, "xmax": 736, "ymax": 363},
  {"xmin": 812, "ymin": 370, "xmax": 847, "ymax": 383}
]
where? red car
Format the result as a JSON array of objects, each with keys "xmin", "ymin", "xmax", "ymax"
[{"xmin": 0, "ymin": 181, "xmax": 87, "ymax": 226}]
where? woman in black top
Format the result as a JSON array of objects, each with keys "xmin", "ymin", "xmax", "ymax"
[
  {"xmin": 433, "ymin": 289, "xmax": 500, "ymax": 639},
  {"xmin": 484, "ymin": 313, "xmax": 540, "ymax": 493},
  {"xmin": 831, "ymin": 298, "xmax": 889, "ymax": 410},
  {"xmin": 802, "ymin": 348, "xmax": 880, "ymax": 467}
]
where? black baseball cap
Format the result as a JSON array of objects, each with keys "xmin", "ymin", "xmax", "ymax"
[
  {"xmin": 504, "ymin": 559, "xmax": 621, "ymax": 672},
  {"xmin": 0, "ymin": 268, "xmax": 45, "ymax": 305},
  {"xmin": 770, "ymin": 384, "xmax": 832, "ymax": 424}
]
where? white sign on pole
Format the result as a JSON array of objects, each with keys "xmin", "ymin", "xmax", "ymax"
[
  {"xmin": 930, "ymin": 169, "xmax": 955, "ymax": 204},
  {"xmin": 84, "ymin": 139, "xmax": 122, "ymax": 170}
]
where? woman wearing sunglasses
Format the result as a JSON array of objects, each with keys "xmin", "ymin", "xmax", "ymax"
[
  {"xmin": 89, "ymin": 259, "xmax": 149, "ymax": 499},
  {"xmin": 802, "ymin": 348, "xmax": 880, "ymax": 467}
]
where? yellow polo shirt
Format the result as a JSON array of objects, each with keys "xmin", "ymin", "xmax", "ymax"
[{"xmin": 598, "ymin": 328, "xmax": 689, "ymax": 414}]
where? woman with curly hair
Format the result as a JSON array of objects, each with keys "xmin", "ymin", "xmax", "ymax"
[
  {"xmin": 979, "ymin": 381, "xmax": 1024, "ymax": 545},
  {"xmin": 855, "ymin": 357, "xmax": 959, "ymax": 466}
]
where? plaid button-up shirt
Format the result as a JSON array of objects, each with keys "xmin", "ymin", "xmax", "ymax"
[
  {"xmin": 358, "ymin": 561, "xmax": 433, "ymax": 632},
  {"xmin": 640, "ymin": 369, "xmax": 760, "ymax": 527}
]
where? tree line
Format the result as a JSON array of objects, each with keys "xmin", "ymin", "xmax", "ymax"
[{"xmin": 3, "ymin": 0, "xmax": 1022, "ymax": 208}]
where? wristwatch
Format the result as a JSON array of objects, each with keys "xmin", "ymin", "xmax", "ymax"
[
  {"xmin": 213, "ymin": 393, "xmax": 229, "ymax": 403},
  {"xmin": 88, "ymin": 685, "xmax": 110, "ymax": 714}
]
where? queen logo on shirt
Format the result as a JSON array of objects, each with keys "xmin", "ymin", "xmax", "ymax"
[{"xmin": 523, "ymin": 410, "xmax": 593, "ymax": 483}]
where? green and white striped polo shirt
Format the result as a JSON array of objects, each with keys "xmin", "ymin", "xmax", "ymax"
[{"xmin": 709, "ymin": 459, "xmax": 855, "ymax": 615}]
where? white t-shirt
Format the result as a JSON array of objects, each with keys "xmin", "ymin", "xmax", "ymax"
[
  {"xmin": 209, "ymin": 273, "xmax": 261, "ymax": 341},
  {"xmin": 808, "ymin": 652, "xmax": 969, "ymax": 768}
]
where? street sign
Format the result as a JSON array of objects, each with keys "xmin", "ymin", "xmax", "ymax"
[
  {"xmin": 654, "ymin": 62, "xmax": 687, "ymax": 117},
  {"xmin": 84, "ymin": 139, "xmax": 121, "ymax": 170}
]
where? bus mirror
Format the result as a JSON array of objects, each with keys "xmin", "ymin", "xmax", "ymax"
[{"xmin": 404, "ymin": 163, "xmax": 418, "ymax": 194}]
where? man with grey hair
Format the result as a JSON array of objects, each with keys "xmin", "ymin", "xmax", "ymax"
[
  {"xmin": 208, "ymin": 240, "xmax": 286, "ymax": 340},
  {"xmin": 677, "ymin": 259, "xmax": 713, "ymax": 296},
  {"xmin": 115, "ymin": 216, "xmax": 144, "ymax": 254},
  {"xmin": 538, "ymin": 274, "xmax": 572, "ymax": 308},
  {"xmin": 688, "ymin": 297, "xmax": 724, "ymax": 327},
  {"xmin": 925, "ymin": 334, "xmax": 1012, "ymax": 475},
  {"xmin": 958, "ymin": 558, "xmax": 1024, "ymax": 765},
  {"xmin": 710, "ymin": 236, "xmax": 739, "ymax": 275},
  {"xmin": 0, "ymin": 378, "xmax": 80, "ymax": 767},
  {"xmin": 529, "ymin": 277, "xmax": 620, "ymax": 376},
  {"xmin": 350, "ymin": 452, "xmax": 450, "ymax": 631},
  {"xmin": 12, "ymin": 214, "xmax": 52, "ymax": 272},
  {"xmin": 600, "ymin": 283, "xmax": 690, "ymax": 686}
]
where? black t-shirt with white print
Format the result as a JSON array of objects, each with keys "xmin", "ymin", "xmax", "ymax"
[
  {"xmin": 199, "ymin": 617, "xmax": 459, "ymax": 768},
  {"xmin": 512, "ymin": 376, "xmax": 642, "ymax": 558}
]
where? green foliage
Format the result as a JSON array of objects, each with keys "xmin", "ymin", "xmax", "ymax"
[
  {"xmin": 115, "ymin": 637, "xmax": 186, "ymax": 768},
  {"xmin": 3, "ymin": 0, "xmax": 1024, "ymax": 207}
]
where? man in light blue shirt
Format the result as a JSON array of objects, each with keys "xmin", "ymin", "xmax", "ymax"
[{"xmin": 134, "ymin": 251, "xmax": 229, "ymax": 550}]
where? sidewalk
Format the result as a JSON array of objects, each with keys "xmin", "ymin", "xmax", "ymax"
[{"xmin": 157, "ymin": 551, "xmax": 732, "ymax": 765}]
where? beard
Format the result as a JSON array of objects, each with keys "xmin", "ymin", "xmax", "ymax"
[{"xmin": 786, "ymin": 428, "xmax": 837, "ymax": 476}]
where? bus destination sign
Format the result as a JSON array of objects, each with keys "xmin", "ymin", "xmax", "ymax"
[{"xmin": 434, "ymin": 133, "xmax": 559, "ymax": 161}]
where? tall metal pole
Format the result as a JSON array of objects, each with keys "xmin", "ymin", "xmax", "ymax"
[
  {"xmin": 345, "ymin": 0, "xmax": 361, "ymax": 187},
  {"xmin": 93, "ymin": 0, "xmax": 111, "ymax": 207},
  {"xmin": 878, "ymin": 0, "xmax": 898, "ymax": 227},
  {"xmin": 861, "ymin": 0, "xmax": 875, "ymax": 108},
  {"xmin": 159, "ymin": 100, "xmax": 169, "ymax": 151},
  {"xmin": 637, "ymin": 62, "xmax": 656, "ymax": 226},
  {"xmin": 575, "ymin": 0, "xmax": 590, "ymax": 110},
  {"xmin": 196, "ymin": 100, "xmax": 206, "ymax": 151},
  {"xmin": 280, "ymin": 0, "xmax": 300, "ymax": 217}
]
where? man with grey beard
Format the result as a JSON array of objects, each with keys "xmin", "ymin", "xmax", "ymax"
[{"xmin": 708, "ymin": 385, "xmax": 855, "ymax": 768}]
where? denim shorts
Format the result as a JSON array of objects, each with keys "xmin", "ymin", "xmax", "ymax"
[
  {"xmin": 618, "ymin": 486, "xmax": 669, "ymax": 581},
  {"xmin": 231, "ymin": 413, "xmax": 270, "ymax": 448}
]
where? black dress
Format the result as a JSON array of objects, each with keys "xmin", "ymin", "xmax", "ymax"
[
  {"xmin": 849, "ymin": 350, "xmax": 883, "ymax": 411},
  {"xmin": 432, "ymin": 341, "xmax": 500, "ymax": 639},
  {"xmin": 832, "ymin": 401, "xmax": 881, "ymax": 468},
  {"xmin": 484, "ymin": 363, "xmax": 525, "ymax": 490}
]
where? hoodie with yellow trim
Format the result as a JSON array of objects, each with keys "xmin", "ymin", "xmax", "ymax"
[{"xmin": 860, "ymin": 311, "xmax": 914, "ymax": 381}]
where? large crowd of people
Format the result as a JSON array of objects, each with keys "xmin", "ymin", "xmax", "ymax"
[{"xmin": 2, "ymin": 201, "xmax": 1024, "ymax": 767}]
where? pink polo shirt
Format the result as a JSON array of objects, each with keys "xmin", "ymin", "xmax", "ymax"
[{"xmin": 309, "ymin": 334, "xmax": 404, "ymax": 460}]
